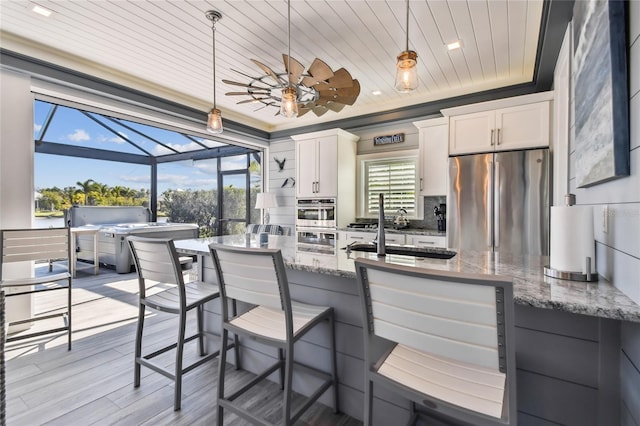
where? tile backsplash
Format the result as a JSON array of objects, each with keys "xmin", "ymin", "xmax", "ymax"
[
  {"xmin": 415, "ymin": 196, "xmax": 447, "ymax": 230},
  {"xmin": 355, "ymin": 195, "xmax": 447, "ymax": 231}
]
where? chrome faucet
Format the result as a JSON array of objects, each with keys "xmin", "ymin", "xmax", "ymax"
[{"xmin": 377, "ymin": 193, "xmax": 385, "ymax": 256}]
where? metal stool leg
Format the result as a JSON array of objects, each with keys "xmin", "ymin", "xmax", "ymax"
[
  {"xmin": 174, "ymin": 309, "xmax": 187, "ymax": 411},
  {"xmin": 283, "ymin": 341, "xmax": 294, "ymax": 426},
  {"xmin": 217, "ymin": 328, "xmax": 229, "ymax": 426},
  {"xmin": 197, "ymin": 304, "xmax": 205, "ymax": 356},
  {"xmin": 329, "ymin": 314, "xmax": 339, "ymax": 413},
  {"xmin": 134, "ymin": 304, "xmax": 145, "ymax": 388}
]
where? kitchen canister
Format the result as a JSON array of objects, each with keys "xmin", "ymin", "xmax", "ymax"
[{"xmin": 544, "ymin": 198, "xmax": 598, "ymax": 282}]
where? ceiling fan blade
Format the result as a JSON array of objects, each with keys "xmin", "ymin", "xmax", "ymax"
[
  {"xmin": 223, "ymin": 79, "xmax": 254, "ymax": 88},
  {"xmin": 312, "ymin": 105, "xmax": 329, "ymax": 117},
  {"xmin": 297, "ymin": 108, "xmax": 312, "ymax": 117},
  {"xmin": 225, "ymin": 91, "xmax": 269, "ymax": 96},
  {"xmin": 301, "ymin": 58, "xmax": 334, "ymax": 86},
  {"xmin": 236, "ymin": 97, "xmax": 271, "ymax": 104},
  {"xmin": 325, "ymin": 68, "xmax": 355, "ymax": 89},
  {"xmin": 283, "ymin": 54, "xmax": 305, "ymax": 85},
  {"xmin": 326, "ymin": 102, "xmax": 346, "ymax": 113},
  {"xmin": 251, "ymin": 59, "xmax": 283, "ymax": 85}
]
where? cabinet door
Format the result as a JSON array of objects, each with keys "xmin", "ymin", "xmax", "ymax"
[
  {"xmin": 449, "ymin": 110, "xmax": 495, "ymax": 155},
  {"xmin": 419, "ymin": 121, "xmax": 449, "ymax": 196},
  {"xmin": 315, "ymin": 136, "xmax": 338, "ymax": 197},
  {"xmin": 406, "ymin": 235, "xmax": 446, "ymax": 248},
  {"xmin": 296, "ymin": 139, "xmax": 318, "ymax": 198},
  {"xmin": 495, "ymin": 102, "xmax": 550, "ymax": 151}
]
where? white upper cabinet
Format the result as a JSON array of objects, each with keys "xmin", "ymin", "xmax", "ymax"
[
  {"xmin": 414, "ymin": 117, "xmax": 449, "ymax": 196},
  {"xmin": 293, "ymin": 129, "xmax": 359, "ymax": 199},
  {"xmin": 444, "ymin": 92, "xmax": 552, "ymax": 155}
]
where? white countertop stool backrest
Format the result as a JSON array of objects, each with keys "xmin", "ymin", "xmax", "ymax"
[
  {"xmin": 209, "ymin": 244, "xmax": 338, "ymax": 426},
  {"xmin": 354, "ymin": 258, "xmax": 517, "ymax": 426},
  {"xmin": 0, "ymin": 227, "xmax": 72, "ymax": 350}
]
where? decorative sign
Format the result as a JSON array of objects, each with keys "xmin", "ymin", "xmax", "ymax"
[{"xmin": 373, "ymin": 133, "xmax": 405, "ymax": 146}]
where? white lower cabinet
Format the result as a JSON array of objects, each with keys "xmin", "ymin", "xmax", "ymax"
[{"xmin": 405, "ymin": 235, "xmax": 446, "ymax": 248}]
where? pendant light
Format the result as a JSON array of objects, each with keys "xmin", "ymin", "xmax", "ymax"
[
  {"xmin": 280, "ymin": 0, "xmax": 298, "ymax": 118},
  {"xmin": 395, "ymin": 0, "xmax": 418, "ymax": 93},
  {"xmin": 206, "ymin": 10, "xmax": 223, "ymax": 133}
]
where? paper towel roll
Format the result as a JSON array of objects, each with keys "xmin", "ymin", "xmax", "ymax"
[{"xmin": 550, "ymin": 206, "xmax": 596, "ymax": 273}]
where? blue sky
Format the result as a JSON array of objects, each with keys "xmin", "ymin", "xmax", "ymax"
[{"xmin": 34, "ymin": 101, "xmax": 256, "ymax": 194}]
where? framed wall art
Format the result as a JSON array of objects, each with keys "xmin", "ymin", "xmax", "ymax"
[{"xmin": 573, "ymin": 0, "xmax": 630, "ymax": 187}]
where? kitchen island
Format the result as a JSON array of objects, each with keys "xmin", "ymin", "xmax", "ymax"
[{"xmin": 175, "ymin": 235, "xmax": 640, "ymax": 425}]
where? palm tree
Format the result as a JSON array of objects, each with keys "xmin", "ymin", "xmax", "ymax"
[{"xmin": 76, "ymin": 179, "xmax": 95, "ymax": 205}]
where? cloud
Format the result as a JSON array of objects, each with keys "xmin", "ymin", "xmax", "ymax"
[
  {"xmin": 153, "ymin": 141, "xmax": 203, "ymax": 156},
  {"xmin": 34, "ymin": 123, "xmax": 42, "ymax": 133},
  {"xmin": 97, "ymin": 131, "xmax": 128, "ymax": 144},
  {"xmin": 119, "ymin": 173, "xmax": 216, "ymax": 189},
  {"xmin": 68, "ymin": 129, "xmax": 90, "ymax": 142}
]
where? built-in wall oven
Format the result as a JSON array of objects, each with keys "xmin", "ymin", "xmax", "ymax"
[
  {"xmin": 296, "ymin": 198, "xmax": 337, "ymax": 254},
  {"xmin": 295, "ymin": 227, "xmax": 337, "ymax": 255}
]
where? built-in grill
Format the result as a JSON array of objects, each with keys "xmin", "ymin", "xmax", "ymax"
[{"xmin": 65, "ymin": 206, "xmax": 199, "ymax": 273}]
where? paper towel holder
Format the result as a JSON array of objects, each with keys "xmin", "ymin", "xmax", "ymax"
[
  {"xmin": 544, "ymin": 257, "xmax": 599, "ymax": 282},
  {"xmin": 544, "ymin": 193, "xmax": 598, "ymax": 282}
]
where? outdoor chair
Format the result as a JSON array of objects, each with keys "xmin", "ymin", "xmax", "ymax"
[
  {"xmin": 1, "ymin": 227, "xmax": 72, "ymax": 350},
  {"xmin": 354, "ymin": 258, "xmax": 517, "ymax": 425},
  {"xmin": 209, "ymin": 244, "xmax": 338, "ymax": 426},
  {"xmin": 127, "ymin": 236, "xmax": 238, "ymax": 411}
]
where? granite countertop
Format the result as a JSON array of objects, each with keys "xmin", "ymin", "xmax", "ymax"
[{"xmin": 174, "ymin": 235, "xmax": 640, "ymax": 323}]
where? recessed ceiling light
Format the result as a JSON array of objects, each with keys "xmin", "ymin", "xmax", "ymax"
[
  {"xmin": 372, "ymin": 90, "xmax": 382, "ymax": 96},
  {"xmin": 32, "ymin": 5, "xmax": 53, "ymax": 17},
  {"xmin": 447, "ymin": 40, "xmax": 462, "ymax": 51}
]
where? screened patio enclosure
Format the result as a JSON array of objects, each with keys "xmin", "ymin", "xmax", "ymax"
[{"xmin": 34, "ymin": 99, "xmax": 264, "ymax": 236}]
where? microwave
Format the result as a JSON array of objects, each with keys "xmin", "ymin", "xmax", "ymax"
[{"xmin": 296, "ymin": 198, "xmax": 336, "ymax": 228}]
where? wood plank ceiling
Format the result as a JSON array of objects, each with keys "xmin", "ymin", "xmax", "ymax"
[{"xmin": 0, "ymin": 1, "xmax": 544, "ymax": 133}]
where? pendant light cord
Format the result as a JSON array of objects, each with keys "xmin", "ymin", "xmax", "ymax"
[
  {"xmin": 212, "ymin": 19, "xmax": 217, "ymax": 108},
  {"xmin": 287, "ymin": 0, "xmax": 292, "ymax": 88},
  {"xmin": 405, "ymin": 0, "xmax": 410, "ymax": 52}
]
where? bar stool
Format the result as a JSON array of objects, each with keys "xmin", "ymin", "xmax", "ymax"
[
  {"xmin": 354, "ymin": 258, "xmax": 517, "ymax": 425},
  {"xmin": 209, "ymin": 244, "xmax": 338, "ymax": 426},
  {"xmin": 127, "ymin": 236, "xmax": 238, "ymax": 411}
]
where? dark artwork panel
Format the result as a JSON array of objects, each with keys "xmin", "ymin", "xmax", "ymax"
[{"xmin": 573, "ymin": 0, "xmax": 629, "ymax": 187}]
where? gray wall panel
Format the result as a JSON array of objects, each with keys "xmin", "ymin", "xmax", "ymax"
[
  {"xmin": 517, "ymin": 370, "xmax": 598, "ymax": 426},
  {"xmin": 621, "ymin": 352, "xmax": 640, "ymax": 426},
  {"xmin": 515, "ymin": 326, "xmax": 599, "ymax": 387},
  {"xmin": 515, "ymin": 304, "xmax": 599, "ymax": 340}
]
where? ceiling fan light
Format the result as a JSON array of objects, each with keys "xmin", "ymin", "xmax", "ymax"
[
  {"xmin": 395, "ymin": 50, "xmax": 418, "ymax": 93},
  {"xmin": 280, "ymin": 87, "xmax": 298, "ymax": 118},
  {"xmin": 207, "ymin": 108, "xmax": 223, "ymax": 134}
]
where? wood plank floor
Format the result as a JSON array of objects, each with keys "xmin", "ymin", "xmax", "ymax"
[{"xmin": 4, "ymin": 263, "xmax": 361, "ymax": 425}]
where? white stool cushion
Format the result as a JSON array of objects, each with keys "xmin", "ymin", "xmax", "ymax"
[
  {"xmin": 230, "ymin": 300, "xmax": 330, "ymax": 341},
  {"xmin": 377, "ymin": 344, "xmax": 506, "ymax": 419}
]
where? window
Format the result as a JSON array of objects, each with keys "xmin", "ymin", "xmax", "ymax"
[{"xmin": 360, "ymin": 154, "xmax": 418, "ymax": 218}]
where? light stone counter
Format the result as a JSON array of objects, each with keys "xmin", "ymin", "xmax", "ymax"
[
  {"xmin": 174, "ymin": 234, "xmax": 640, "ymax": 323},
  {"xmin": 338, "ymin": 227, "xmax": 446, "ymax": 237}
]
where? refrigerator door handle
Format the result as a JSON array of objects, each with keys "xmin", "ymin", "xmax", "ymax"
[
  {"xmin": 487, "ymin": 160, "xmax": 493, "ymax": 249},
  {"xmin": 494, "ymin": 161, "xmax": 500, "ymax": 249}
]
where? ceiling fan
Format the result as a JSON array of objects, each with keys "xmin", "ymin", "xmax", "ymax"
[{"xmin": 223, "ymin": 55, "xmax": 360, "ymax": 118}]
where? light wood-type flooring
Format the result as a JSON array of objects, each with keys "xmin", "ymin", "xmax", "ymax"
[{"xmin": 3, "ymin": 262, "xmax": 361, "ymax": 425}]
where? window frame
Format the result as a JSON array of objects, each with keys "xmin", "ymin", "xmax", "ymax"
[{"xmin": 356, "ymin": 150, "xmax": 421, "ymax": 219}]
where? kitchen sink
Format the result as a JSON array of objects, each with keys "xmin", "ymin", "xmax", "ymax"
[{"xmin": 343, "ymin": 243, "xmax": 457, "ymax": 259}]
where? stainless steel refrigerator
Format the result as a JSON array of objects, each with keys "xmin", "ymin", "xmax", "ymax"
[{"xmin": 447, "ymin": 148, "xmax": 550, "ymax": 255}]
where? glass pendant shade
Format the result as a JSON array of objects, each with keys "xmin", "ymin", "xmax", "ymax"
[
  {"xmin": 395, "ymin": 50, "xmax": 418, "ymax": 93},
  {"xmin": 207, "ymin": 108, "xmax": 223, "ymax": 134},
  {"xmin": 280, "ymin": 86, "xmax": 298, "ymax": 118}
]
